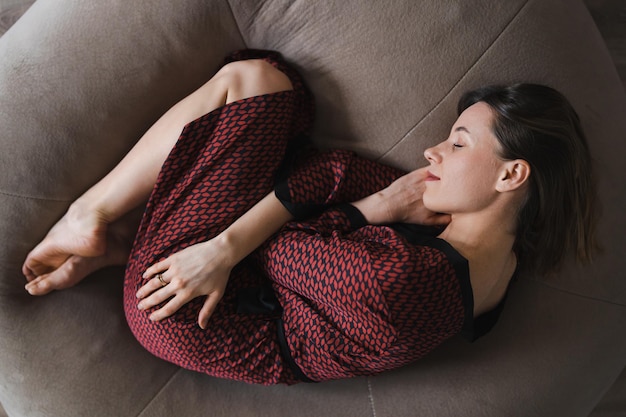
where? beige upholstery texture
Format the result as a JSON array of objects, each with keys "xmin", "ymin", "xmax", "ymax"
[{"xmin": 0, "ymin": 0, "xmax": 624, "ymax": 416}]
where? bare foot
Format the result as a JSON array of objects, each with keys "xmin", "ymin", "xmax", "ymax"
[
  {"xmin": 25, "ymin": 230, "xmax": 132, "ymax": 296},
  {"xmin": 22, "ymin": 203, "xmax": 110, "ymax": 282}
]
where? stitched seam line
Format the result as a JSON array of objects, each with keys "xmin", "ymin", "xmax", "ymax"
[
  {"xmin": 135, "ymin": 369, "xmax": 182, "ymax": 417},
  {"xmin": 0, "ymin": 189, "xmax": 72, "ymax": 203},
  {"xmin": 376, "ymin": 0, "xmax": 532, "ymax": 161},
  {"xmin": 224, "ymin": 0, "xmax": 249, "ymax": 48},
  {"xmin": 367, "ymin": 378, "xmax": 378, "ymax": 417},
  {"xmin": 526, "ymin": 278, "xmax": 626, "ymax": 308}
]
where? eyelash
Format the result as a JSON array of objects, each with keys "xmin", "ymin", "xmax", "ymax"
[{"xmin": 453, "ymin": 143, "xmax": 463, "ymax": 149}]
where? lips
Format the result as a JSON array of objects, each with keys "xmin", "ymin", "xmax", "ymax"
[{"xmin": 425, "ymin": 171, "xmax": 440, "ymax": 181}]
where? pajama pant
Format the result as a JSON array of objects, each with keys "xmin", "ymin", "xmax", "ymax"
[{"xmin": 123, "ymin": 50, "xmax": 314, "ymax": 385}]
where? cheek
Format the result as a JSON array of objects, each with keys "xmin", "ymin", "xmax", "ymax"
[
  {"xmin": 455, "ymin": 162, "xmax": 498, "ymax": 201},
  {"xmin": 455, "ymin": 152, "xmax": 501, "ymax": 188},
  {"xmin": 451, "ymin": 160, "xmax": 498, "ymax": 212},
  {"xmin": 424, "ymin": 159, "xmax": 498, "ymax": 213}
]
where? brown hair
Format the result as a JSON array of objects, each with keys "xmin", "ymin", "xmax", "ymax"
[{"xmin": 458, "ymin": 84, "xmax": 599, "ymax": 275}]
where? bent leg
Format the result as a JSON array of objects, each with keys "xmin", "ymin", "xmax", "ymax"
[
  {"xmin": 23, "ymin": 54, "xmax": 297, "ymax": 295},
  {"xmin": 78, "ymin": 58, "xmax": 294, "ymax": 223},
  {"xmin": 125, "ymin": 58, "xmax": 301, "ymax": 298},
  {"xmin": 124, "ymin": 53, "xmax": 311, "ymax": 384}
]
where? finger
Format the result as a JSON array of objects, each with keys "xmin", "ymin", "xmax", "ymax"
[
  {"xmin": 136, "ymin": 275, "xmax": 170, "ymax": 299},
  {"xmin": 198, "ymin": 292, "xmax": 222, "ymax": 329},
  {"xmin": 143, "ymin": 258, "xmax": 170, "ymax": 279},
  {"xmin": 149, "ymin": 292, "xmax": 191, "ymax": 322},
  {"xmin": 412, "ymin": 167, "xmax": 429, "ymax": 180},
  {"xmin": 429, "ymin": 213, "xmax": 452, "ymax": 226},
  {"xmin": 137, "ymin": 283, "xmax": 175, "ymax": 311}
]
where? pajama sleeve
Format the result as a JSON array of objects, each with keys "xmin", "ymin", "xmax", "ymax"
[{"xmin": 275, "ymin": 149, "xmax": 406, "ymax": 220}]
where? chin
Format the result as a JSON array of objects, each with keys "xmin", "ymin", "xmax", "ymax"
[{"xmin": 422, "ymin": 195, "xmax": 443, "ymax": 214}]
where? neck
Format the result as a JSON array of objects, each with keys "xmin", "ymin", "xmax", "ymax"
[
  {"xmin": 440, "ymin": 209, "xmax": 518, "ymax": 315},
  {"xmin": 438, "ymin": 209, "xmax": 516, "ymax": 262}
]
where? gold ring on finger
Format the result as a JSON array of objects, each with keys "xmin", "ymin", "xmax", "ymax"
[{"xmin": 157, "ymin": 273, "xmax": 167, "ymax": 287}]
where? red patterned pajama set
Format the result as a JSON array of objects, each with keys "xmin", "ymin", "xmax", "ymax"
[{"xmin": 123, "ymin": 50, "xmax": 504, "ymax": 385}]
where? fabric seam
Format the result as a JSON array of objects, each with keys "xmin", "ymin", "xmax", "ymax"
[
  {"xmin": 0, "ymin": 189, "xmax": 72, "ymax": 203},
  {"xmin": 376, "ymin": 0, "xmax": 532, "ymax": 161},
  {"xmin": 367, "ymin": 377, "xmax": 378, "ymax": 417},
  {"xmin": 526, "ymin": 277, "xmax": 626, "ymax": 308},
  {"xmin": 224, "ymin": 0, "xmax": 249, "ymax": 48},
  {"xmin": 135, "ymin": 369, "xmax": 182, "ymax": 417}
]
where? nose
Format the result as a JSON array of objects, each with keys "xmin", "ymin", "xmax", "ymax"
[{"xmin": 424, "ymin": 144, "xmax": 441, "ymax": 164}]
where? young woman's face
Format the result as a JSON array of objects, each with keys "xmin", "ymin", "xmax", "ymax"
[{"xmin": 423, "ymin": 102, "xmax": 507, "ymax": 215}]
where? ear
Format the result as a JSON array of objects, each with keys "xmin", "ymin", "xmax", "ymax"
[{"xmin": 496, "ymin": 159, "xmax": 531, "ymax": 192}]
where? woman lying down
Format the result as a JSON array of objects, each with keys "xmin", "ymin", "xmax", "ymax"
[{"xmin": 22, "ymin": 50, "xmax": 598, "ymax": 385}]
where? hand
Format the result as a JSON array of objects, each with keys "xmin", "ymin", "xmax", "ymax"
[
  {"xmin": 353, "ymin": 168, "xmax": 451, "ymax": 226},
  {"xmin": 136, "ymin": 237, "xmax": 235, "ymax": 329},
  {"xmin": 136, "ymin": 192, "xmax": 292, "ymax": 329}
]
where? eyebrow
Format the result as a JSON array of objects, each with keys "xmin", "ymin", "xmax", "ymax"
[{"xmin": 454, "ymin": 126, "xmax": 471, "ymax": 134}]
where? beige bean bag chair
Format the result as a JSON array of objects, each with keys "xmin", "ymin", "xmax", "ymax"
[{"xmin": 0, "ymin": 0, "xmax": 624, "ymax": 416}]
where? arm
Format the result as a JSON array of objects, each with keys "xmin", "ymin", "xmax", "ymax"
[
  {"xmin": 136, "ymin": 160, "xmax": 447, "ymax": 328},
  {"xmin": 137, "ymin": 191, "xmax": 293, "ymax": 329},
  {"xmin": 276, "ymin": 149, "xmax": 405, "ymax": 219},
  {"xmin": 219, "ymin": 192, "xmax": 294, "ymax": 265},
  {"xmin": 261, "ymin": 167, "xmax": 451, "ymax": 316},
  {"xmin": 279, "ymin": 149, "xmax": 448, "ymax": 226}
]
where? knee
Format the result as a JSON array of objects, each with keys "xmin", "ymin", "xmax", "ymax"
[{"xmin": 218, "ymin": 59, "xmax": 294, "ymax": 104}]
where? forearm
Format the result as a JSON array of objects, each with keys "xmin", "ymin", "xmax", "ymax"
[
  {"xmin": 277, "ymin": 149, "xmax": 404, "ymax": 219},
  {"xmin": 351, "ymin": 192, "xmax": 393, "ymax": 225},
  {"xmin": 216, "ymin": 191, "xmax": 294, "ymax": 266}
]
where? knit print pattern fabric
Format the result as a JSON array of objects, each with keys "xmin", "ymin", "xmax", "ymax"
[{"xmin": 258, "ymin": 197, "xmax": 466, "ymax": 382}]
